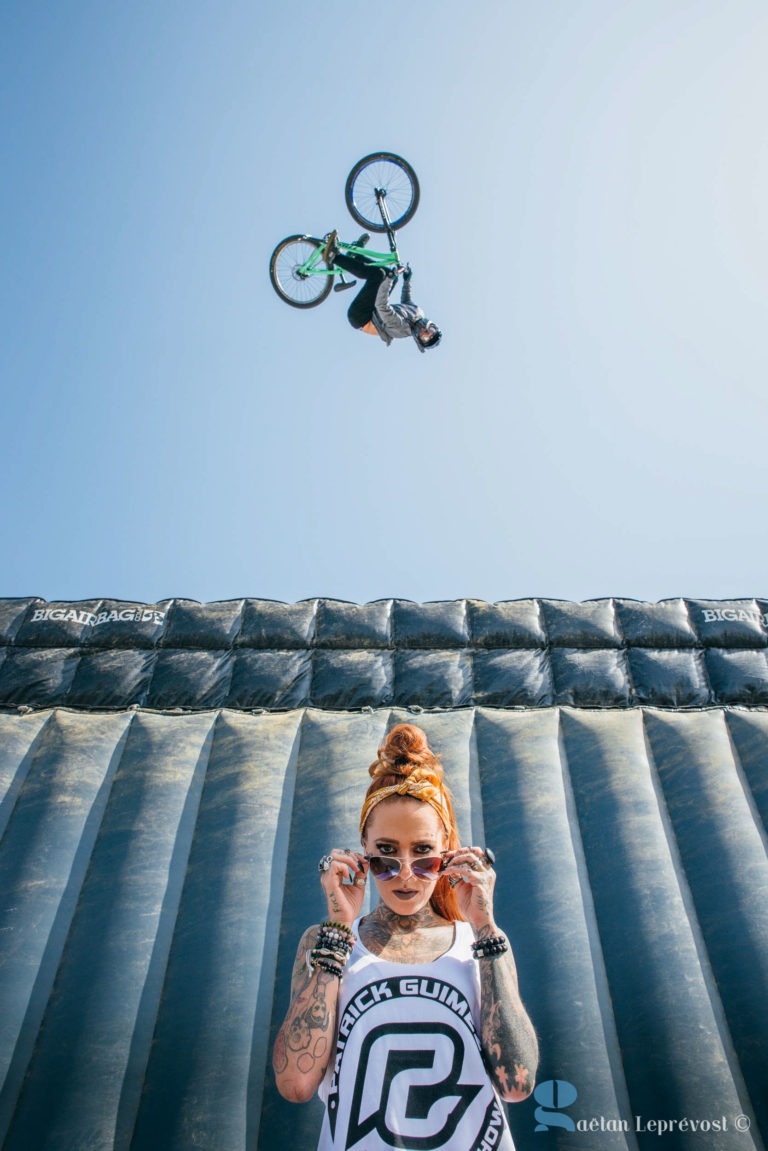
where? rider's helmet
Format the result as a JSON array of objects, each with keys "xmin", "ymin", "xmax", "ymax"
[{"xmin": 412, "ymin": 318, "xmax": 442, "ymax": 351}]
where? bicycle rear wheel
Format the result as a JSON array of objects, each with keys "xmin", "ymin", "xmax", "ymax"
[
  {"xmin": 345, "ymin": 153, "xmax": 420, "ymax": 232},
  {"xmin": 269, "ymin": 235, "xmax": 334, "ymax": 308}
]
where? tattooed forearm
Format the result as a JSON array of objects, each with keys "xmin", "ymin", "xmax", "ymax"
[
  {"xmin": 284, "ymin": 973, "xmax": 334, "ymax": 1072},
  {"xmin": 273, "ymin": 927, "xmax": 340, "ymax": 1101},
  {"xmin": 476, "ymin": 927, "xmax": 538, "ymax": 1102}
]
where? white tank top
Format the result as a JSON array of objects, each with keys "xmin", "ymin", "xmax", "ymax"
[{"xmin": 317, "ymin": 919, "xmax": 516, "ymax": 1151}]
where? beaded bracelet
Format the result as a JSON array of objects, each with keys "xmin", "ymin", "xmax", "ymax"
[
  {"xmin": 318, "ymin": 921, "xmax": 355, "ymax": 942},
  {"xmin": 309, "ymin": 941, "xmax": 349, "ymax": 965},
  {"xmin": 311, "ymin": 956, "xmax": 345, "ymax": 978},
  {"xmin": 316, "ymin": 923, "xmax": 355, "ymax": 955},
  {"xmin": 471, "ymin": 933, "xmax": 509, "ymax": 960},
  {"xmin": 315, "ymin": 932, "xmax": 352, "ymax": 949},
  {"xmin": 307, "ymin": 946, "xmax": 348, "ymax": 976},
  {"xmin": 308, "ymin": 921, "xmax": 356, "ymax": 978},
  {"xmin": 311, "ymin": 946, "xmax": 344, "ymax": 961},
  {"xmin": 315, "ymin": 934, "xmax": 353, "ymax": 956},
  {"xmin": 320, "ymin": 920, "xmax": 356, "ymax": 939},
  {"xmin": 311, "ymin": 943, "xmax": 350, "ymax": 965}
]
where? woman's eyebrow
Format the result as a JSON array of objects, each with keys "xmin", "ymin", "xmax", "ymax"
[
  {"xmin": 382, "ymin": 840, "xmax": 436, "ymax": 847},
  {"xmin": 372, "ymin": 837, "xmax": 436, "ymax": 846}
]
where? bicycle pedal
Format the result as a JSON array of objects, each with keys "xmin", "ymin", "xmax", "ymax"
[{"xmin": 334, "ymin": 279, "xmax": 357, "ymax": 292}]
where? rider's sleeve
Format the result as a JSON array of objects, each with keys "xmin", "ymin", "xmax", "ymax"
[
  {"xmin": 375, "ymin": 278, "xmax": 404, "ymax": 324},
  {"xmin": 373, "ymin": 275, "xmax": 420, "ymax": 342},
  {"xmin": 400, "ymin": 276, "xmax": 413, "ymax": 306}
]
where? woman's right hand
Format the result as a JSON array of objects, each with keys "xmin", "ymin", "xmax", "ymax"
[{"xmin": 319, "ymin": 849, "xmax": 369, "ymax": 926}]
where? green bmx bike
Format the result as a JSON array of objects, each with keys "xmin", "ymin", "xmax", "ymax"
[{"xmin": 269, "ymin": 152, "xmax": 420, "ymax": 309}]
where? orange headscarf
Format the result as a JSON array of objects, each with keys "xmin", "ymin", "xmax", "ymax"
[{"xmin": 359, "ymin": 771, "xmax": 451, "ymax": 835}]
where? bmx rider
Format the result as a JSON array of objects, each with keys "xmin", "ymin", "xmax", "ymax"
[{"xmin": 324, "ymin": 231, "xmax": 442, "ymax": 352}]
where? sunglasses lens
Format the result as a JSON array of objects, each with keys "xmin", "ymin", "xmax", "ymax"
[
  {"xmin": 366, "ymin": 856, "xmax": 445, "ymax": 881},
  {"xmin": 368, "ymin": 856, "xmax": 400, "ymax": 881}
]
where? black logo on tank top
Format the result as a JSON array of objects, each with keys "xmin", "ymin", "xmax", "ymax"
[{"xmin": 346, "ymin": 1022, "xmax": 482, "ymax": 1149}]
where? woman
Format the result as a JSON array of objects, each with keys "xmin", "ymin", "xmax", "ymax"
[{"xmin": 273, "ymin": 723, "xmax": 538, "ymax": 1150}]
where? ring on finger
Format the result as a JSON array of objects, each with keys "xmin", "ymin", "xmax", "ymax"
[{"xmin": 318, "ymin": 854, "xmax": 333, "ymax": 872}]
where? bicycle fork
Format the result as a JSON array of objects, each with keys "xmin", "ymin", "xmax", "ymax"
[{"xmin": 375, "ymin": 189, "xmax": 401, "ymax": 261}]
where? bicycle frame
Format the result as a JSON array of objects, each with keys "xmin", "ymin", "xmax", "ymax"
[
  {"xmin": 297, "ymin": 174, "xmax": 405, "ymax": 283},
  {"xmin": 295, "ymin": 237, "xmax": 400, "ymax": 282}
]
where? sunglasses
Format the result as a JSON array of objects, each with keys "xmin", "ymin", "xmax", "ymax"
[{"xmin": 364, "ymin": 853, "xmax": 447, "ymax": 882}]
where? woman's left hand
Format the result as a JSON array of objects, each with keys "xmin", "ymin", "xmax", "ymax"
[{"xmin": 441, "ymin": 846, "xmax": 497, "ymax": 932}]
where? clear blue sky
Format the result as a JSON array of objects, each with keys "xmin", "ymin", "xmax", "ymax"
[{"xmin": 2, "ymin": 1, "xmax": 766, "ymax": 605}]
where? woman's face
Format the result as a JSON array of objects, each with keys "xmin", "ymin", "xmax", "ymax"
[{"xmin": 362, "ymin": 797, "xmax": 448, "ymax": 917}]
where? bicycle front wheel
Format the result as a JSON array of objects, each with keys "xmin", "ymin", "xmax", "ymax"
[
  {"xmin": 345, "ymin": 153, "xmax": 420, "ymax": 232},
  {"xmin": 269, "ymin": 235, "xmax": 334, "ymax": 308}
]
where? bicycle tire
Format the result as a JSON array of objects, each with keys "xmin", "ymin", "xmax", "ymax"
[
  {"xmin": 269, "ymin": 235, "xmax": 334, "ymax": 308},
  {"xmin": 344, "ymin": 153, "xmax": 420, "ymax": 233}
]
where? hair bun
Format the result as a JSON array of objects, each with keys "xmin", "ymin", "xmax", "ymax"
[{"xmin": 369, "ymin": 723, "xmax": 443, "ymax": 781}]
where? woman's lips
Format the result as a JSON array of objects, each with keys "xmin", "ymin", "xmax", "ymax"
[{"xmin": 393, "ymin": 890, "xmax": 417, "ymax": 900}]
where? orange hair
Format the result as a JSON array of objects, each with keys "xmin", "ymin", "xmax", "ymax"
[{"xmin": 360, "ymin": 724, "xmax": 464, "ymax": 922}]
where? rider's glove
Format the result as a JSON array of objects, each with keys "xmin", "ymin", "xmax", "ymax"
[{"xmin": 403, "ymin": 264, "xmax": 412, "ymax": 282}]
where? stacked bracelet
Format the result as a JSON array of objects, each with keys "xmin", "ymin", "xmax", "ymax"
[
  {"xmin": 317, "ymin": 921, "xmax": 356, "ymax": 954},
  {"xmin": 471, "ymin": 933, "xmax": 509, "ymax": 960},
  {"xmin": 311, "ymin": 956, "xmax": 346, "ymax": 978},
  {"xmin": 309, "ymin": 920, "xmax": 356, "ymax": 979}
]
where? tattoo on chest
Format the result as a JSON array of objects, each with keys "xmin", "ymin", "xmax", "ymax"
[{"xmin": 360, "ymin": 906, "xmax": 454, "ymax": 964}]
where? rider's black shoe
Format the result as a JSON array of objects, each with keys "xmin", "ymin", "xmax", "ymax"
[
  {"xmin": 323, "ymin": 230, "xmax": 339, "ymax": 266},
  {"xmin": 353, "ymin": 233, "xmax": 370, "ymax": 249}
]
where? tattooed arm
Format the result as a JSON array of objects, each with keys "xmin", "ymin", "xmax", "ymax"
[
  {"xmin": 476, "ymin": 924, "xmax": 539, "ymax": 1103},
  {"xmin": 442, "ymin": 846, "xmax": 538, "ymax": 1102},
  {"xmin": 274, "ymin": 848, "xmax": 367, "ymax": 1101},
  {"xmin": 273, "ymin": 926, "xmax": 340, "ymax": 1102}
]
